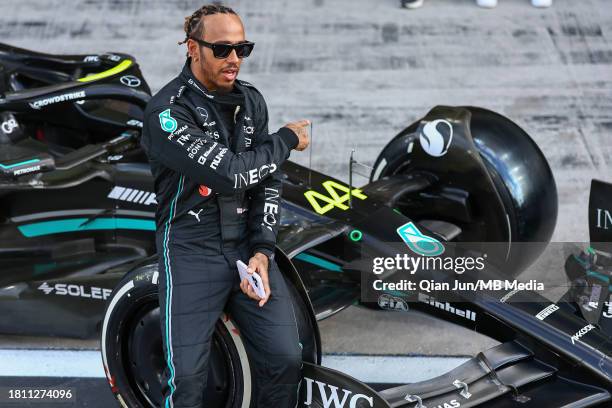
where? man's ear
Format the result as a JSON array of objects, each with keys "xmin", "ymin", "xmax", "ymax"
[{"xmin": 187, "ymin": 39, "xmax": 200, "ymax": 62}]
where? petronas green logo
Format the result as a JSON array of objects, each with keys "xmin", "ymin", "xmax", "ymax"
[{"xmin": 159, "ymin": 109, "xmax": 177, "ymax": 133}]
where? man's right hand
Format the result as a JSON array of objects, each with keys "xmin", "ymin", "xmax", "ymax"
[{"xmin": 284, "ymin": 120, "xmax": 310, "ymax": 151}]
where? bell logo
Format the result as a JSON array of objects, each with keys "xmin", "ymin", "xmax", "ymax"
[
  {"xmin": 419, "ymin": 119, "xmax": 453, "ymax": 157},
  {"xmin": 199, "ymin": 185, "xmax": 212, "ymax": 197},
  {"xmin": 303, "ymin": 377, "xmax": 374, "ymax": 408},
  {"xmin": 596, "ymin": 208, "xmax": 612, "ymax": 230}
]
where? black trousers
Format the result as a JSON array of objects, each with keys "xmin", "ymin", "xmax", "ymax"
[{"xmin": 157, "ymin": 238, "xmax": 302, "ymax": 408}]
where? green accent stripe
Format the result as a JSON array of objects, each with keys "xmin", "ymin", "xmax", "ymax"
[
  {"xmin": 18, "ymin": 217, "xmax": 155, "ymax": 237},
  {"xmin": 77, "ymin": 59, "xmax": 133, "ymax": 82},
  {"xmin": 294, "ymin": 252, "xmax": 342, "ymax": 272},
  {"xmin": 0, "ymin": 159, "xmax": 40, "ymax": 170},
  {"xmin": 163, "ymin": 175, "xmax": 184, "ymax": 408}
]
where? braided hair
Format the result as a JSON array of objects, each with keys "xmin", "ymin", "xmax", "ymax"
[{"xmin": 178, "ymin": 4, "xmax": 238, "ymax": 47}]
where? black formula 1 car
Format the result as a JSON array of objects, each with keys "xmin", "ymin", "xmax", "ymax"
[{"xmin": 0, "ymin": 43, "xmax": 610, "ymax": 408}]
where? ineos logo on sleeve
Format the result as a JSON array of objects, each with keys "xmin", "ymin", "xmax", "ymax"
[
  {"xmin": 119, "ymin": 75, "xmax": 141, "ymax": 87},
  {"xmin": 419, "ymin": 119, "xmax": 453, "ymax": 157},
  {"xmin": 1, "ymin": 119, "xmax": 18, "ymax": 134}
]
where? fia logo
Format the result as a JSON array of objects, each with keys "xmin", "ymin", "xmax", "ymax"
[
  {"xmin": 378, "ymin": 294, "xmax": 409, "ymax": 311},
  {"xmin": 302, "ymin": 377, "xmax": 374, "ymax": 407},
  {"xmin": 419, "ymin": 119, "xmax": 453, "ymax": 157}
]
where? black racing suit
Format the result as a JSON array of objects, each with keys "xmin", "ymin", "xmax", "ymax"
[{"xmin": 141, "ymin": 59, "xmax": 303, "ymax": 408}]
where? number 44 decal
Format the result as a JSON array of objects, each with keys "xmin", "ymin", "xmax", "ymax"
[{"xmin": 304, "ymin": 180, "xmax": 367, "ymax": 215}]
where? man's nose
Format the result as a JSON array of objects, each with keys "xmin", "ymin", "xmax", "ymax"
[{"xmin": 226, "ymin": 49, "xmax": 240, "ymax": 63}]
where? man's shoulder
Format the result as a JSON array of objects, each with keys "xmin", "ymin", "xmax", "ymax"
[{"xmin": 146, "ymin": 77, "xmax": 191, "ymax": 115}]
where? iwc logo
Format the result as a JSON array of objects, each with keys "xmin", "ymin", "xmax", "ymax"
[
  {"xmin": 159, "ymin": 109, "xmax": 177, "ymax": 133},
  {"xmin": 419, "ymin": 119, "xmax": 453, "ymax": 157}
]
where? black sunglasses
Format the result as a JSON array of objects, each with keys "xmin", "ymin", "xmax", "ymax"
[{"xmin": 190, "ymin": 38, "xmax": 255, "ymax": 59}]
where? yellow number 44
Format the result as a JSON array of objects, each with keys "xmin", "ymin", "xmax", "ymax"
[{"xmin": 304, "ymin": 180, "xmax": 367, "ymax": 215}]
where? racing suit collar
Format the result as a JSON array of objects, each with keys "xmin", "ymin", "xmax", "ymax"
[{"xmin": 180, "ymin": 58, "xmax": 245, "ymax": 106}]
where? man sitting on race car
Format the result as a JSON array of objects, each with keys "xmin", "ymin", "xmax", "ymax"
[{"xmin": 140, "ymin": 4, "xmax": 310, "ymax": 407}]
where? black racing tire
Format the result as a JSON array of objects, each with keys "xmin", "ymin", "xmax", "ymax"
[{"xmin": 101, "ymin": 262, "xmax": 316, "ymax": 408}]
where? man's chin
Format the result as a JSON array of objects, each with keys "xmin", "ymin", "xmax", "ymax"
[{"xmin": 215, "ymin": 79, "xmax": 236, "ymax": 93}]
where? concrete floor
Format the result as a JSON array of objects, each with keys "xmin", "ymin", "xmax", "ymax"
[{"xmin": 0, "ymin": 0, "xmax": 611, "ymax": 357}]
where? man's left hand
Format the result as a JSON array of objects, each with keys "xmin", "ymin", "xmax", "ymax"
[{"xmin": 240, "ymin": 252, "xmax": 271, "ymax": 307}]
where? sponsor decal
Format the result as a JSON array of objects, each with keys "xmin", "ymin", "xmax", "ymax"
[
  {"xmin": 188, "ymin": 139, "xmax": 206, "ymax": 159},
  {"xmin": 176, "ymin": 85, "xmax": 186, "ymax": 98},
  {"xmin": 582, "ymin": 284, "xmax": 602, "ymax": 312},
  {"xmin": 83, "ymin": 55, "xmax": 99, "ymax": 63},
  {"xmin": 233, "ymin": 163, "xmax": 278, "ymax": 189},
  {"xmin": 244, "ymin": 137, "xmax": 252, "ymax": 148},
  {"xmin": 13, "ymin": 165, "xmax": 41, "ymax": 176},
  {"xmin": 420, "ymin": 119, "xmax": 453, "ymax": 157},
  {"xmin": 261, "ymin": 188, "xmax": 280, "ymax": 231},
  {"xmin": 107, "ymin": 155, "xmax": 123, "ymax": 161},
  {"xmin": 119, "ymin": 75, "xmax": 141, "ymax": 87},
  {"xmin": 196, "ymin": 107, "xmax": 209, "ymax": 121},
  {"xmin": 604, "ymin": 295, "xmax": 612, "ymax": 318},
  {"xmin": 500, "ymin": 288, "xmax": 520, "ymax": 303},
  {"xmin": 1, "ymin": 118, "xmax": 18, "ymax": 134},
  {"xmin": 197, "ymin": 142, "xmax": 218, "ymax": 165},
  {"xmin": 397, "ymin": 222, "xmax": 445, "ymax": 257},
  {"xmin": 172, "ymin": 124, "xmax": 189, "ymax": 138},
  {"xmin": 378, "ymin": 293, "xmax": 409, "ymax": 311},
  {"xmin": 571, "ymin": 324, "xmax": 595, "ymax": 344},
  {"xmin": 188, "ymin": 78, "xmax": 214, "ymax": 99},
  {"xmin": 302, "ymin": 377, "xmax": 374, "ymax": 407},
  {"xmin": 202, "ymin": 121, "xmax": 216, "ymax": 127},
  {"xmin": 159, "ymin": 109, "xmax": 177, "ymax": 133},
  {"xmin": 199, "ymin": 185, "xmax": 212, "ymax": 197},
  {"xmin": 107, "ymin": 186, "xmax": 157, "ymax": 206},
  {"xmin": 430, "ymin": 401, "xmax": 461, "ymax": 408},
  {"xmin": 37, "ymin": 282, "xmax": 112, "ymax": 300},
  {"xmin": 596, "ymin": 208, "xmax": 612, "ymax": 230},
  {"xmin": 205, "ymin": 129, "xmax": 220, "ymax": 140},
  {"xmin": 304, "ymin": 180, "xmax": 367, "ymax": 215},
  {"xmin": 237, "ymin": 207, "xmax": 248, "ymax": 214},
  {"xmin": 106, "ymin": 54, "xmax": 121, "ymax": 62},
  {"xmin": 418, "ymin": 293, "xmax": 477, "ymax": 322},
  {"xmin": 243, "ymin": 125, "xmax": 255, "ymax": 135},
  {"xmin": 535, "ymin": 304, "xmax": 560, "ymax": 321},
  {"xmin": 188, "ymin": 209, "xmax": 203, "ymax": 222},
  {"xmin": 210, "ymin": 147, "xmax": 228, "ymax": 170},
  {"xmin": 126, "ymin": 119, "xmax": 143, "ymax": 128},
  {"xmin": 29, "ymin": 90, "xmax": 86, "ymax": 110}
]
